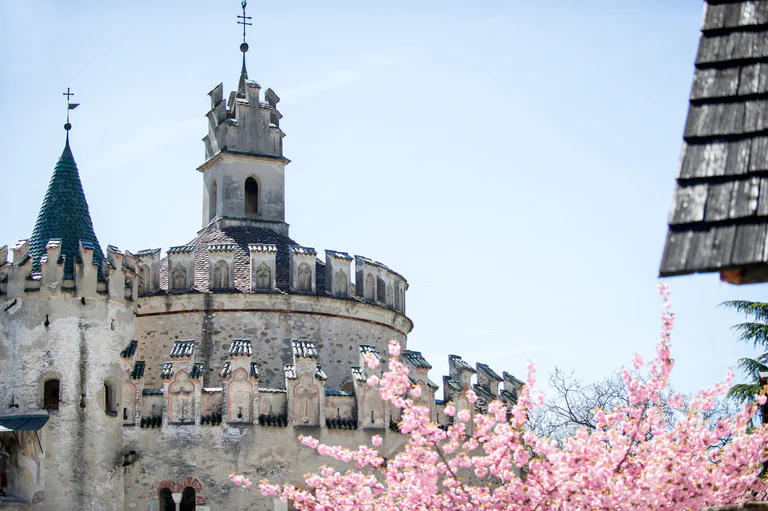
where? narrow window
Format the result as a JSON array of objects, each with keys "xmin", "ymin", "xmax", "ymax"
[
  {"xmin": 180, "ymin": 486, "xmax": 197, "ymax": 511},
  {"xmin": 209, "ymin": 178, "xmax": 218, "ymax": 221},
  {"xmin": 104, "ymin": 381, "xmax": 116, "ymax": 415},
  {"xmin": 245, "ymin": 177, "xmax": 259, "ymax": 216},
  {"xmin": 43, "ymin": 379, "xmax": 60, "ymax": 410},
  {"xmin": 158, "ymin": 488, "xmax": 175, "ymax": 511}
]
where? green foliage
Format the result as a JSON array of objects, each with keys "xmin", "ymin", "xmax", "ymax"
[{"xmin": 720, "ymin": 300, "xmax": 768, "ymax": 402}]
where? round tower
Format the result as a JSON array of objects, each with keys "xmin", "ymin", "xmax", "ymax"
[{"xmin": 0, "ymin": 130, "xmax": 136, "ymax": 509}]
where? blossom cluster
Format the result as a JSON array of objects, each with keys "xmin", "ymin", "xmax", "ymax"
[{"xmin": 232, "ymin": 284, "xmax": 768, "ymax": 510}]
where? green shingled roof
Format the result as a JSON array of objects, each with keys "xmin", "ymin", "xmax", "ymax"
[{"xmin": 28, "ymin": 135, "xmax": 103, "ymax": 277}]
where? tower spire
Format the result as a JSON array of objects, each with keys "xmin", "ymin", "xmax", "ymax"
[
  {"xmin": 237, "ymin": 0, "xmax": 252, "ymax": 98},
  {"xmin": 28, "ymin": 91, "xmax": 103, "ymax": 276}
]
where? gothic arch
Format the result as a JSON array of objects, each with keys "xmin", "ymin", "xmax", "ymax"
[
  {"xmin": 227, "ymin": 368, "xmax": 253, "ymax": 423},
  {"xmin": 172, "ymin": 264, "xmax": 187, "ymax": 291},
  {"xmin": 255, "ymin": 261, "xmax": 271, "ymax": 290},
  {"xmin": 297, "ymin": 262, "xmax": 312, "ymax": 292},
  {"xmin": 213, "ymin": 260, "xmax": 229, "ymax": 289},
  {"xmin": 334, "ymin": 269, "xmax": 348, "ymax": 297}
]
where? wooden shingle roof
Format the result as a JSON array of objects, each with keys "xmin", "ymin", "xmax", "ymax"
[{"xmin": 661, "ymin": 1, "xmax": 768, "ymax": 284}]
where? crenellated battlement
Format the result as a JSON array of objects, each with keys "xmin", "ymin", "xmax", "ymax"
[
  {"xmin": 121, "ymin": 338, "xmax": 522, "ymax": 434},
  {"xmin": 131, "ymin": 243, "xmax": 409, "ymax": 315},
  {"xmin": 0, "ymin": 239, "xmax": 138, "ymax": 303}
]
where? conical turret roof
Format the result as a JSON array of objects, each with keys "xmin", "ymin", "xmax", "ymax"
[{"xmin": 28, "ymin": 134, "xmax": 104, "ymax": 276}]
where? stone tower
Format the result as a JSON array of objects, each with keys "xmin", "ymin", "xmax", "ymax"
[
  {"xmin": 200, "ymin": 55, "xmax": 289, "ymax": 235},
  {"xmin": 0, "ymin": 130, "xmax": 136, "ymax": 510}
]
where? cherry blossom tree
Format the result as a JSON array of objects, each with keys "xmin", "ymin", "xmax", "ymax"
[{"xmin": 233, "ymin": 285, "xmax": 768, "ymax": 510}]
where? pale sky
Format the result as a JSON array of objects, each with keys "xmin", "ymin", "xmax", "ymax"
[{"xmin": 2, "ymin": 1, "xmax": 765, "ymax": 396}]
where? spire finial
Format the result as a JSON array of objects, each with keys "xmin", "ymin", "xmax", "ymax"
[
  {"xmin": 237, "ymin": 1, "xmax": 252, "ymax": 53},
  {"xmin": 62, "ymin": 87, "xmax": 79, "ymax": 131}
]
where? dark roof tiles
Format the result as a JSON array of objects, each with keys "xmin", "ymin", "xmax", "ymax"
[
  {"xmin": 170, "ymin": 340, "xmax": 195, "ymax": 358},
  {"xmin": 292, "ymin": 340, "xmax": 318, "ymax": 359},
  {"xmin": 229, "ymin": 339, "xmax": 252, "ymax": 356},
  {"xmin": 402, "ymin": 350, "xmax": 432, "ymax": 370},
  {"xmin": 28, "ymin": 137, "xmax": 104, "ymax": 277},
  {"xmin": 661, "ymin": 1, "xmax": 768, "ymax": 280},
  {"xmin": 121, "ymin": 340, "xmax": 138, "ymax": 358}
]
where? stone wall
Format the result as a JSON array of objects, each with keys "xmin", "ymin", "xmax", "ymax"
[
  {"xmin": 121, "ymin": 424, "xmax": 408, "ymax": 511},
  {"xmin": 135, "ymin": 293, "xmax": 411, "ymax": 390}
]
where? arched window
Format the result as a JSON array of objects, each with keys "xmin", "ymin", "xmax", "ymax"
[
  {"xmin": 209, "ymin": 178, "xmax": 217, "ymax": 222},
  {"xmin": 297, "ymin": 262, "xmax": 312, "ymax": 292},
  {"xmin": 213, "ymin": 260, "xmax": 229, "ymax": 289},
  {"xmin": 158, "ymin": 488, "xmax": 174, "ymax": 511},
  {"xmin": 43, "ymin": 379, "xmax": 60, "ymax": 410},
  {"xmin": 172, "ymin": 264, "xmax": 187, "ymax": 291},
  {"xmin": 180, "ymin": 486, "xmax": 197, "ymax": 511},
  {"xmin": 245, "ymin": 177, "xmax": 259, "ymax": 216},
  {"xmin": 334, "ymin": 269, "xmax": 347, "ymax": 297}
]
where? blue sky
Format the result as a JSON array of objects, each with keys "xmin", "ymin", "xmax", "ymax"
[{"xmin": 2, "ymin": 0, "xmax": 766, "ymax": 396}]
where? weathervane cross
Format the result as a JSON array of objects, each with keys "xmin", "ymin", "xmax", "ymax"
[
  {"xmin": 62, "ymin": 87, "xmax": 80, "ymax": 129},
  {"xmin": 237, "ymin": 0, "xmax": 252, "ymax": 45}
]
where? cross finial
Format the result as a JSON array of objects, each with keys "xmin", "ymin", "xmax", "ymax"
[
  {"xmin": 62, "ymin": 87, "xmax": 80, "ymax": 131},
  {"xmin": 237, "ymin": 0, "xmax": 252, "ymax": 53}
]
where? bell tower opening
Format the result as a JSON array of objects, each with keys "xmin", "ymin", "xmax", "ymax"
[
  {"xmin": 245, "ymin": 177, "xmax": 258, "ymax": 216},
  {"xmin": 209, "ymin": 178, "xmax": 217, "ymax": 221}
]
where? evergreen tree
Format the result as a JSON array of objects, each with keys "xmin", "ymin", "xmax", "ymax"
[{"xmin": 720, "ymin": 300, "xmax": 768, "ymax": 402}]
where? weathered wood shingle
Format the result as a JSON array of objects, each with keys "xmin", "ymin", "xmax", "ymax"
[{"xmin": 661, "ymin": 0, "xmax": 768, "ymax": 283}]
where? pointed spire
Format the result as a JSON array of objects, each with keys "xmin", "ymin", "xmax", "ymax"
[
  {"xmin": 28, "ymin": 125, "xmax": 104, "ymax": 277},
  {"xmin": 236, "ymin": 0, "xmax": 252, "ymax": 99}
]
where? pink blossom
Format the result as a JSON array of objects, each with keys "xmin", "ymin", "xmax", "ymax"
[{"xmin": 229, "ymin": 285, "xmax": 768, "ymax": 511}]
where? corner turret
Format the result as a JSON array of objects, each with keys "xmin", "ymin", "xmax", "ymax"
[{"xmin": 28, "ymin": 134, "xmax": 104, "ymax": 277}]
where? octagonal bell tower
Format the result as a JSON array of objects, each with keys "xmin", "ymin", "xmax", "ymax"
[{"xmin": 199, "ymin": 46, "xmax": 289, "ymax": 236}]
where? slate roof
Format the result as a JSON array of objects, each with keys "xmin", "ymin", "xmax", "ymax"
[
  {"xmin": 351, "ymin": 367, "xmax": 367, "ymax": 382},
  {"xmin": 190, "ymin": 363, "xmax": 205, "ymax": 379},
  {"xmin": 229, "ymin": 339, "xmax": 253, "ymax": 356},
  {"xmin": 449, "ymin": 355, "xmax": 477, "ymax": 373},
  {"xmin": 121, "ymin": 340, "xmax": 138, "ymax": 359},
  {"xmin": 159, "ymin": 225, "xmax": 321, "ymax": 293},
  {"xmin": 131, "ymin": 361, "xmax": 145, "ymax": 380},
  {"xmin": 292, "ymin": 340, "xmax": 318, "ymax": 359},
  {"xmin": 359, "ymin": 344, "xmax": 386, "ymax": 361},
  {"xmin": 402, "ymin": 350, "xmax": 432, "ymax": 370},
  {"xmin": 28, "ymin": 136, "xmax": 104, "ymax": 277},
  {"xmin": 170, "ymin": 340, "xmax": 195, "ymax": 358},
  {"xmin": 661, "ymin": 1, "xmax": 768, "ymax": 283},
  {"xmin": 160, "ymin": 363, "xmax": 173, "ymax": 380},
  {"xmin": 477, "ymin": 362, "xmax": 502, "ymax": 381},
  {"xmin": 443, "ymin": 376, "xmax": 462, "ymax": 392}
]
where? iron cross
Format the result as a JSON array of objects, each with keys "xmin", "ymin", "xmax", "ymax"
[{"xmin": 237, "ymin": 0, "xmax": 252, "ymax": 43}]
